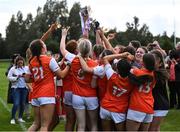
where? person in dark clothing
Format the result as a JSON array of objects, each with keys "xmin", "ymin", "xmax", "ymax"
[
  {"xmin": 5, "ymin": 54, "xmax": 20, "ymax": 103},
  {"xmin": 149, "ymin": 50, "xmax": 169, "ymax": 131},
  {"xmin": 167, "ymin": 49, "xmax": 178, "ymax": 108},
  {"xmin": 175, "ymin": 58, "xmax": 180, "ymax": 109},
  {"xmin": 169, "ymin": 44, "xmax": 180, "ymax": 109}
]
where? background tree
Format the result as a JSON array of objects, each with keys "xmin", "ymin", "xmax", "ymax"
[
  {"xmin": 67, "ymin": 2, "xmax": 81, "ymax": 40},
  {"xmin": 1, "ymin": 0, "xmax": 179, "ymax": 58},
  {"xmin": 0, "ymin": 33, "xmax": 7, "ymax": 59}
]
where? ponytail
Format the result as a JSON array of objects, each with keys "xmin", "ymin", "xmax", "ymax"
[{"xmin": 29, "ymin": 39, "xmax": 43, "ymax": 66}]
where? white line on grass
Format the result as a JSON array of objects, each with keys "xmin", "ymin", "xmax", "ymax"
[{"xmin": 0, "ymin": 97, "xmax": 27, "ymax": 131}]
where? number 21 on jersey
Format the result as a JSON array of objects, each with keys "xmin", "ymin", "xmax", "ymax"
[{"xmin": 32, "ymin": 67, "xmax": 44, "ymax": 81}]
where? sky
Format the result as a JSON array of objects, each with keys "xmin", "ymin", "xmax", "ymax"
[{"xmin": 0, "ymin": 0, "xmax": 180, "ymax": 38}]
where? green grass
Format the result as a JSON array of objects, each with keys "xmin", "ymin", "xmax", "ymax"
[
  {"xmin": 0, "ymin": 62, "xmax": 65, "ymax": 131},
  {"xmin": 0, "ymin": 61, "xmax": 180, "ymax": 131}
]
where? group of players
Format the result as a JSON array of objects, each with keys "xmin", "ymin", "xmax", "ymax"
[{"xmin": 23, "ymin": 23, "xmax": 170, "ymax": 131}]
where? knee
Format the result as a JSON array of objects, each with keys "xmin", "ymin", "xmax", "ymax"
[
  {"xmin": 66, "ymin": 113, "xmax": 76, "ymax": 121},
  {"xmin": 13, "ymin": 102, "xmax": 19, "ymax": 108}
]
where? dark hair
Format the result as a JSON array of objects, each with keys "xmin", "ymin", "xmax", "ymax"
[
  {"xmin": 130, "ymin": 40, "xmax": 141, "ymax": 49},
  {"xmin": 11, "ymin": 54, "xmax": 20, "ymax": 64},
  {"xmin": 29, "ymin": 39, "xmax": 43, "ymax": 66},
  {"xmin": 93, "ymin": 44, "xmax": 105, "ymax": 58},
  {"xmin": 151, "ymin": 50, "xmax": 165, "ymax": 68},
  {"xmin": 117, "ymin": 59, "xmax": 131, "ymax": 78},
  {"xmin": 100, "ymin": 49, "xmax": 113, "ymax": 64},
  {"xmin": 66, "ymin": 40, "xmax": 78, "ymax": 54},
  {"xmin": 15, "ymin": 56, "xmax": 25, "ymax": 68},
  {"xmin": 101, "ymin": 49, "xmax": 113, "ymax": 58},
  {"xmin": 123, "ymin": 46, "xmax": 136, "ymax": 56},
  {"xmin": 141, "ymin": 46, "xmax": 148, "ymax": 53},
  {"xmin": 143, "ymin": 53, "xmax": 155, "ymax": 71},
  {"xmin": 129, "ymin": 74, "xmax": 153, "ymax": 86},
  {"xmin": 151, "ymin": 50, "xmax": 169, "ymax": 83},
  {"xmin": 169, "ymin": 49, "xmax": 180, "ymax": 60}
]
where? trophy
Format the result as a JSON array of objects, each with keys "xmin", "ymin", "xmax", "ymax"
[{"xmin": 79, "ymin": 6, "xmax": 92, "ymax": 37}]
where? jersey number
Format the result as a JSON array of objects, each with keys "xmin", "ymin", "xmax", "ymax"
[
  {"xmin": 112, "ymin": 86, "xmax": 127, "ymax": 97},
  {"xmin": 77, "ymin": 69, "xmax": 85, "ymax": 80},
  {"xmin": 32, "ymin": 67, "xmax": 44, "ymax": 80},
  {"xmin": 139, "ymin": 82, "xmax": 151, "ymax": 93}
]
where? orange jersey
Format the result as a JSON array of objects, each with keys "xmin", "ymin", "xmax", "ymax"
[
  {"xmin": 71, "ymin": 57, "xmax": 98, "ymax": 97},
  {"xmin": 28, "ymin": 55, "xmax": 59, "ymax": 99},
  {"xmin": 101, "ymin": 66, "xmax": 133, "ymax": 113},
  {"xmin": 97, "ymin": 75, "xmax": 108, "ymax": 101},
  {"xmin": 129, "ymin": 68, "xmax": 156, "ymax": 114},
  {"xmin": 60, "ymin": 62, "xmax": 73, "ymax": 92}
]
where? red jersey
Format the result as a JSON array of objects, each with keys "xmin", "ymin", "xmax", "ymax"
[
  {"xmin": 65, "ymin": 52, "xmax": 98, "ymax": 97},
  {"xmin": 101, "ymin": 65, "xmax": 133, "ymax": 113},
  {"xmin": 60, "ymin": 62, "xmax": 73, "ymax": 92},
  {"xmin": 71, "ymin": 57, "xmax": 98, "ymax": 97},
  {"xmin": 129, "ymin": 68, "xmax": 156, "ymax": 114},
  {"xmin": 98, "ymin": 75, "xmax": 107, "ymax": 101},
  {"xmin": 28, "ymin": 55, "xmax": 59, "ymax": 98}
]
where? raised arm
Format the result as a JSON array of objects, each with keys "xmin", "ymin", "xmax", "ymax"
[
  {"xmin": 96, "ymin": 30, "xmax": 102, "ymax": 45},
  {"xmin": 153, "ymin": 41, "xmax": 167, "ymax": 57},
  {"xmin": 78, "ymin": 55, "xmax": 94, "ymax": 73},
  {"xmin": 55, "ymin": 65, "xmax": 70, "ymax": 78},
  {"xmin": 40, "ymin": 23, "xmax": 58, "ymax": 42},
  {"xmin": 98, "ymin": 29, "xmax": 116, "ymax": 54},
  {"xmin": 103, "ymin": 52, "xmax": 132, "ymax": 65},
  {"xmin": 60, "ymin": 28, "xmax": 70, "ymax": 57}
]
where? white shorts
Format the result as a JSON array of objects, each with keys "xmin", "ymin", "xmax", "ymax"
[
  {"xmin": 154, "ymin": 110, "xmax": 168, "ymax": 117},
  {"xmin": 72, "ymin": 94, "xmax": 99, "ymax": 110},
  {"xmin": 64, "ymin": 91, "xmax": 73, "ymax": 106},
  {"xmin": 100, "ymin": 107, "xmax": 126, "ymax": 124},
  {"xmin": 31, "ymin": 97, "xmax": 56, "ymax": 107},
  {"xmin": 127, "ymin": 109, "xmax": 153, "ymax": 123}
]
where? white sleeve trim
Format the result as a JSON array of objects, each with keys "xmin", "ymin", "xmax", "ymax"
[
  {"xmin": 65, "ymin": 52, "xmax": 76, "ymax": 63},
  {"xmin": 104, "ymin": 64, "xmax": 114, "ymax": 80},
  {"xmin": 49, "ymin": 58, "xmax": 60, "ymax": 72},
  {"xmin": 93, "ymin": 65, "xmax": 105, "ymax": 77}
]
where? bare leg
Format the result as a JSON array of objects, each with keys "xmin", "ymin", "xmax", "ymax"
[
  {"xmin": 126, "ymin": 119, "xmax": 141, "ymax": 131},
  {"xmin": 28, "ymin": 106, "xmax": 40, "ymax": 131},
  {"xmin": 65, "ymin": 104, "xmax": 76, "ymax": 131},
  {"xmin": 139, "ymin": 122, "xmax": 151, "ymax": 131},
  {"xmin": 48, "ymin": 108, "xmax": 59, "ymax": 131},
  {"xmin": 40, "ymin": 104, "xmax": 55, "ymax": 131},
  {"xmin": 149, "ymin": 116, "xmax": 165, "ymax": 131},
  {"xmin": 74, "ymin": 109, "xmax": 86, "ymax": 131},
  {"xmin": 87, "ymin": 108, "xmax": 98, "ymax": 131},
  {"xmin": 115, "ymin": 121, "xmax": 125, "ymax": 131},
  {"xmin": 101, "ymin": 119, "xmax": 112, "ymax": 131}
]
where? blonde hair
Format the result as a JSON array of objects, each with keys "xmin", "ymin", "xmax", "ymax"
[{"xmin": 77, "ymin": 38, "xmax": 92, "ymax": 58}]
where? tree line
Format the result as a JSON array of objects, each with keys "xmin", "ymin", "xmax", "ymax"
[{"xmin": 0, "ymin": 0, "xmax": 179, "ymax": 59}]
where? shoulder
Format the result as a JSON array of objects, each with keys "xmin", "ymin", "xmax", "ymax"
[
  {"xmin": 87, "ymin": 59, "xmax": 98, "ymax": 67},
  {"xmin": 41, "ymin": 55, "xmax": 52, "ymax": 62}
]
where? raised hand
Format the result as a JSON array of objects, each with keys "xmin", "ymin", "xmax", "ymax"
[
  {"xmin": 51, "ymin": 23, "xmax": 57, "ymax": 31},
  {"xmin": 61, "ymin": 27, "xmax": 70, "ymax": 36},
  {"xmin": 97, "ymin": 28, "xmax": 104, "ymax": 38},
  {"xmin": 153, "ymin": 40, "xmax": 161, "ymax": 49},
  {"xmin": 107, "ymin": 33, "xmax": 116, "ymax": 40}
]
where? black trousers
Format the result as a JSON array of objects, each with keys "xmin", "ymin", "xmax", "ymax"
[
  {"xmin": 175, "ymin": 81, "xmax": 180, "ymax": 109},
  {"xmin": 168, "ymin": 81, "xmax": 177, "ymax": 108}
]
